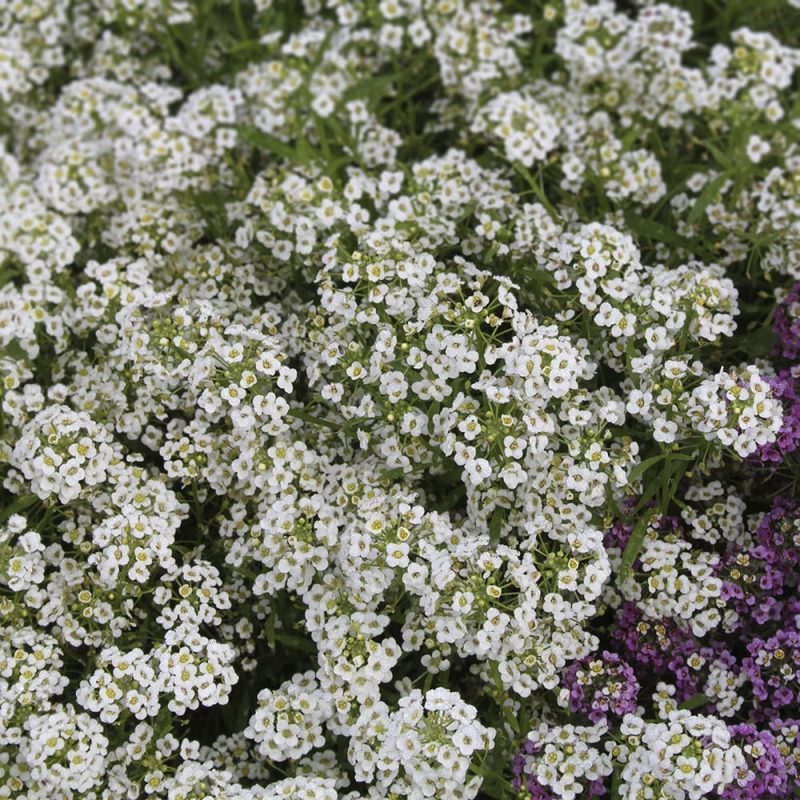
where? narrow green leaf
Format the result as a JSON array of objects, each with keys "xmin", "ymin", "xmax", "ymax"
[
  {"xmin": 473, "ymin": 777, "xmax": 506, "ymax": 800},
  {"xmin": 2, "ymin": 340, "xmax": 28, "ymax": 362},
  {"xmin": 287, "ymin": 409, "xmax": 338, "ymax": 430},
  {"xmin": 513, "ymin": 161, "xmax": 558, "ymax": 218},
  {"xmin": 702, "ymin": 140, "xmax": 733, "ymax": 170},
  {"xmin": 0, "ymin": 267, "xmax": 16, "ymax": 289},
  {"xmin": 237, "ymin": 126, "xmax": 304, "ymax": 163},
  {"xmin": 343, "ymin": 72, "xmax": 397, "ymax": 105},
  {"xmin": 687, "ymin": 172, "xmax": 729, "ymax": 226},
  {"xmin": 0, "ymin": 494, "xmax": 38, "ymax": 524},
  {"xmin": 630, "ymin": 476, "xmax": 662, "ymax": 517},
  {"xmin": 488, "ymin": 660, "xmax": 520, "ymax": 734},
  {"xmin": 619, "ymin": 507, "xmax": 658, "ymax": 583},
  {"xmin": 489, "ymin": 507, "xmax": 504, "ymax": 546},
  {"xmin": 274, "ymin": 632, "xmax": 316, "ymax": 654},
  {"xmin": 264, "ymin": 611, "xmax": 276, "ymax": 650},
  {"xmin": 662, "ymin": 457, "xmax": 692, "ymax": 514},
  {"xmin": 678, "ymin": 693, "xmax": 710, "ymax": 710},
  {"xmin": 626, "ymin": 453, "xmax": 666, "ymax": 487},
  {"xmin": 610, "ymin": 765, "xmax": 622, "ymax": 800},
  {"xmin": 624, "ymin": 211, "xmax": 707, "ymax": 257}
]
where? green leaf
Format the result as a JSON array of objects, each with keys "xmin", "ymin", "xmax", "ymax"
[
  {"xmin": 687, "ymin": 172, "xmax": 729, "ymax": 226},
  {"xmin": 473, "ymin": 777, "xmax": 506, "ymax": 800},
  {"xmin": 343, "ymin": 72, "xmax": 398, "ymax": 105},
  {"xmin": 0, "ymin": 267, "xmax": 16, "ymax": 289},
  {"xmin": 237, "ymin": 125, "xmax": 306, "ymax": 164},
  {"xmin": 661, "ymin": 456, "xmax": 692, "ymax": 514},
  {"xmin": 630, "ymin": 475, "xmax": 662, "ymax": 517},
  {"xmin": 264, "ymin": 611, "xmax": 276, "ymax": 650},
  {"xmin": 488, "ymin": 660, "xmax": 520, "ymax": 734},
  {"xmin": 610, "ymin": 765, "xmax": 622, "ymax": 800},
  {"xmin": 731, "ymin": 326, "xmax": 778, "ymax": 357},
  {"xmin": 0, "ymin": 494, "xmax": 38, "ymax": 524},
  {"xmin": 627, "ymin": 451, "xmax": 693, "ymax": 490},
  {"xmin": 380, "ymin": 466, "xmax": 408, "ymax": 482},
  {"xmin": 489, "ymin": 507, "xmax": 505, "ymax": 546},
  {"xmin": 678, "ymin": 693, "xmax": 710, "ymax": 710},
  {"xmin": 702, "ymin": 139, "xmax": 733, "ymax": 170},
  {"xmin": 380, "ymin": 461, "xmax": 435, "ymax": 482},
  {"xmin": 623, "ymin": 211, "xmax": 708, "ymax": 258},
  {"xmin": 2, "ymin": 340, "xmax": 28, "ymax": 362},
  {"xmin": 626, "ymin": 453, "xmax": 666, "ymax": 487},
  {"xmin": 274, "ymin": 632, "xmax": 316, "ymax": 654},
  {"xmin": 619, "ymin": 507, "xmax": 658, "ymax": 583},
  {"xmin": 513, "ymin": 160, "xmax": 558, "ymax": 218},
  {"xmin": 287, "ymin": 408, "xmax": 339, "ymax": 430}
]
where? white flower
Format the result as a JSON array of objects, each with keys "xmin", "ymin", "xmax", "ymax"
[
  {"xmin": 746, "ymin": 134, "xmax": 770, "ymax": 163},
  {"xmin": 653, "ymin": 417, "xmax": 678, "ymax": 443},
  {"xmin": 464, "ymin": 458, "xmax": 492, "ymax": 486}
]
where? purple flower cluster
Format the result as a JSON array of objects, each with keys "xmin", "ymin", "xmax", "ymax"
[
  {"xmin": 719, "ymin": 548, "xmax": 787, "ymax": 628},
  {"xmin": 752, "ymin": 370, "xmax": 800, "ymax": 464},
  {"xmin": 517, "ymin": 492, "xmax": 800, "ymax": 800},
  {"xmin": 611, "ymin": 601, "xmax": 694, "ymax": 674},
  {"xmin": 774, "ymin": 282, "xmax": 800, "ymax": 361},
  {"xmin": 721, "ymin": 723, "xmax": 800, "ymax": 799},
  {"xmin": 721, "ymin": 496, "xmax": 800, "ymax": 631},
  {"xmin": 512, "ymin": 743, "xmax": 557, "ymax": 800},
  {"xmin": 677, "ymin": 644, "xmax": 740, "ymax": 707},
  {"xmin": 563, "ymin": 651, "xmax": 639, "ymax": 723},
  {"xmin": 742, "ymin": 628, "xmax": 800, "ymax": 719},
  {"xmin": 755, "ymin": 496, "xmax": 800, "ymax": 565},
  {"xmin": 611, "ymin": 604, "xmax": 742, "ymax": 705}
]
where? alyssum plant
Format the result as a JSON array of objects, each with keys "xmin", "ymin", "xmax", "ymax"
[{"xmin": 1, "ymin": 0, "xmax": 800, "ymax": 798}]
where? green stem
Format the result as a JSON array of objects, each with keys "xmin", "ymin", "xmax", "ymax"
[{"xmin": 232, "ymin": 0, "xmax": 248, "ymax": 41}]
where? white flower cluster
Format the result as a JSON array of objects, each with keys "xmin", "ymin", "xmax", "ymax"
[
  {"xmin": 523, "ymin": 721, "xmax": 614, "ymax": 800},
  {"xmin": 617, "ymin": 517, "xmax": 724, "ymax": 636},
  {"xmin": 350, "ymin": 688, "xmax": 495, "ymax": 800},
  {"xmin": 696, "ymin": 656, "xmax": 747, "ymax": 718},
  {"xmin": 687, "ymin": 365, "xmax": 783, "ymax": 458},
  {"xmin": 77, "ymin": 632, "xmax": 238, "ymax": 721},
  {"xmin": 10, "ymin": 405, "xmax": 123, "ymax": 503},
  {"xmin": 0, "ymin": 625, "xmax": 67, "ymax": 743},
  {"xmin": 245, "ymin": 672, "xmax": 332, "ymax": 761},
  {"xmin": 474, "ymin": 90, "xmax": 560, "ymax": 167},
  {"xmin": 0, "ymin": 514, "xmax": 46, "ymax": 593},
  {"xmin": 14, "ymin": 705, "xmax": 109, "ymax": 798},
  {"xmin": 681, "ymin": 482, "xmax": 747, "ymax": 546},
  {"xmin": 619, "ymin": 708, "xmax": 746, "ymax": 800}
]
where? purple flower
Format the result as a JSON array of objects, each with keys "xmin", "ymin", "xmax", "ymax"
[
  {"xmin": 718, "ymin": 548, "xmax": 788, "ymax": 631},
  {"xmin": 721, "ymin": 723, "xmax": 798, "ymax": 799},
  {"xmin": 718, "ymin": 495, "xmax": 799, "ymax": 631},
  {"xmin": 611, "ymin": 602, "xmax": 696, "ymax": 676},
  {"xmin": 751, "ymin": 370, "xmax": 800, "ymax": 464},
  {"xmin": 563, "ymin": 650, "xmax": 639, "ymax": 723},
  {"xmin": 741, "ymin": 627, "xmax": 800, "ymax": 720},
  {"xmin": 774, "ymin": 282, "xmax": 800, "ymax": 361},
  {"xmin": 512, "ymin": 740, "xmax": 557, "ymax": 799},
  {"xmin": 755, "ymin": 496, "xmax": 800, "ymax": 567}
]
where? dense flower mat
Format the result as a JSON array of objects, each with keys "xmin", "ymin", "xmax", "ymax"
[{"xmin": 2, "ymin": 0, "xmax": 800, "ymax": 798}]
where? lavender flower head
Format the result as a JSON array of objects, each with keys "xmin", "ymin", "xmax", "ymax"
[
  {"xmin": 752, "ymin": 370, "xmax": 800, "ymax": 464},
  {"xmin": 774, "ymin": 282, "xmax": 800, "ymax": 361},
  {"xmin": 563, "ymin": 651, "xmax": 640, "ymax": 723},
  {"xmin": 721, "ymin": 723, "xmax": 798, "ymax": 799},
  {"xmin": 742, "ymin": 627, "xmax": 800, "ymax": 720}
]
